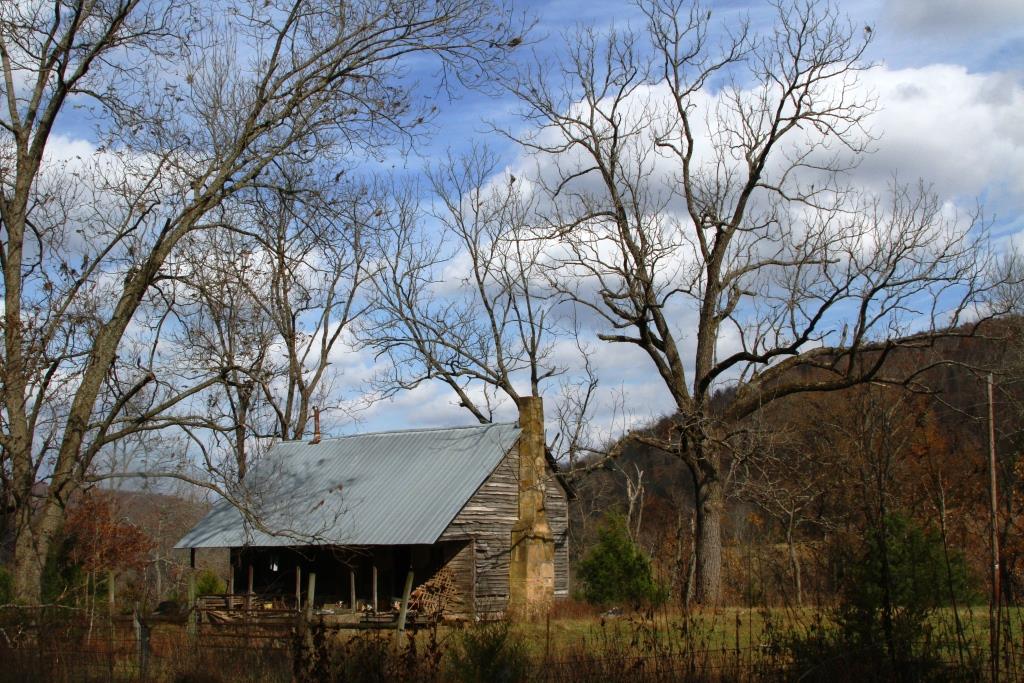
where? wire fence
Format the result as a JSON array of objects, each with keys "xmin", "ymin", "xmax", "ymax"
[
  {"xmin": 0, "ymin": 605, "xmax": 294, "ymax": 682},
  {"xmin": 0, "ymin": 605, "xmax": 1020, "ymax": 682}
]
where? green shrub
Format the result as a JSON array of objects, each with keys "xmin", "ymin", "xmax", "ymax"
[
  {"xmin": 194, "ymin": 569, "xmax": 227, "ymax": 596},
  {"xmin": 837, "ymin": 513, "xmax": 973, "ymax": 653},
  {"xmin": 787, "ymin": 513, "xmax": 977, "ymax": 681},
  {"xmin": 446, "ymin": 621, "xmax": 529, "ymax": 683},
  {"xmin": 576, "ymin": 512, "xmax": 665, "ymax": 608}
]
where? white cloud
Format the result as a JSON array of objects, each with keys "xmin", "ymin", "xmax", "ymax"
[
  {"xmin": 857, "ymin": 65, "xmax": 1024, "ymax": 203},
  {"xmin": 511, "ymin": 61, "xmax": 1024, "ymax": 235},
  {"xmin": 41, "ymin": 133, "xmax": 97, "ymax": 163}
]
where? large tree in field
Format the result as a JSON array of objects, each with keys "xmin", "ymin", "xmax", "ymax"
[
  {"xmin": 506, "ymin": 0, "xmax": 995, "ymax": 603},
  {"xmin": 0, "ymin": 0, "xmax": 521, "ymax": 603}
]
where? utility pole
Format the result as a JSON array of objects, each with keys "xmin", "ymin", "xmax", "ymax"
[{"xmin": 987, "ymin": 373, "xmax": 1001, "ymax": 682}]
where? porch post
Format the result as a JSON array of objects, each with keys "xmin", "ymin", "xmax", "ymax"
[
  {"xmin": 372, "ymin": 565, "xmax": 378, "ymax": 612},
  {"xmin": 306, "ymin": 573, "xmax": 316, "ymax": 621},
  {"xmin": 396, "ymin": 569, "xmax": 414, "ymax": 632},
  {"xmin": 246, "ymin": 564, "xmax": 253, "ymax": 612}
]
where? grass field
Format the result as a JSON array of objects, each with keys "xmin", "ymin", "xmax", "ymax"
[
  {"xmin": 1, "ymin": 604, "xmax": 1021, "ymax": 681},
  {"xmin": 516, "ymin": 604, "xmax": 1024, "ymax": 653}
]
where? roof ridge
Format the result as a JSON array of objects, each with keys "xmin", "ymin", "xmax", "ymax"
[{"xmin": 280, "ymin": 421, "xmax": 520, "ymax": 444}]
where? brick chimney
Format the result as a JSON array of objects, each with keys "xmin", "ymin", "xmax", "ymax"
[{"xmin": 508, "ymin": 396, "xmax": 555, "ymax": 617}]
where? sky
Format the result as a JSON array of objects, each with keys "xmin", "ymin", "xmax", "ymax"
[
  {"xmin": 334, "ymin": 0, "xmax": 1024, "ymax": 438},
  {"xmin": 33, "ymin": 0, "xmax": 1024, "ymax": 446},
  {"xmin": 405, "ymin": 0, "xmax": 1024, "ymax": 162}
]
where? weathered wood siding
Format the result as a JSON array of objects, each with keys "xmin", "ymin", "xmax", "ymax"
[
  {"xmin": 442, "ymin": 539, "xmax": 475, "ymax": 616},
  {"xmin": 545, "ymin": 475, "xmax": 570, "ymax": 597},
  {"xmin": 439, "ymin": 444, "xmax": 520, "ymax": 616},
  {"xmin": 439, "ymin": 444, "xmax": 572, "ymax": 614}
]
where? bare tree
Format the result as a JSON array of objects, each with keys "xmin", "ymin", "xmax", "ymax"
[
  {"xmin": 980, "ymin": 262, "xmax": 1024, "ymax": 604},
  {"xmin": 166, "ymin": 225, "xmax": 279, "ymax": 483},
  {"xmin": 365, "ymin": 144, "xmax": 573, "ymax": 421},
  {"xmin": 504, "ymin": 0, "xmax": 995, "ymax": 603},
  {"xmin": 0, "ymin": 0, "xmax": 521, "ymax": 602},
  {"xmin": 820, "ymin": 385, "xmax": 925, "ymax": 658},
  {"xmin": 733, "ymin": 421, "xmax": 833, "ymax": 606},
  {"xmin": 167, "ymin": 161, "xmax": 382, "ymax": 480},
  {"xmin": 621, "ymin": 461, "xmax": 645, "ymax": 542}
]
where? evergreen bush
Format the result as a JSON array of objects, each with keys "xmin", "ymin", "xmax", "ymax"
[
  {"xmin": 446, "ymin": 621, "xmax": 529, "ymax": 683},
  {"xmin": 576, "ymin": 513, "xmax": 665, "ymax": 608},
  {"xmin": 787, "ymin": 513, "xmax": 977, "ymax": 681}
]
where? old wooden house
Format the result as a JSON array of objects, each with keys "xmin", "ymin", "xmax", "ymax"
[{"xmin": 175, "ymin": 398, "xmax": 569, "ymax": 619}]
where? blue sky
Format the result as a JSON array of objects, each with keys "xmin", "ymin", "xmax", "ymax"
[
  {"xmin": 405, "ymin": 0, "xmax": 1024, "ymax": 161},
  {"xmin": 36, "ymin": 0, "xmax": 1024, "ymax": 443},
  {"xmin": 340, "ymin": 0, "xmax": 1024, "ymax": 437}
]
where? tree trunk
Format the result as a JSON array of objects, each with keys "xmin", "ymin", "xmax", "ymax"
[
  {"xmin": 155, "ymin": 558, "xmax": 162, "ymax": 604},
  {"xmin": 11, "ymin": 488, "xmax": 69, "ymax": 603},
  {"xmin": 684, "ymin": 512, "xmax": 697, "ymax": 608},
  {"xmin": 786, "ymin": 515, "xmax": 803, "ymax": 607},
  {"xmin": 673, "ymin": 509, "xmax": 685, "ymax": 603},
  {"xmin": 11, "ymin": 520, "xmax": 44, "ymax": 604},
  {"xmin": 695, "ymin": 477, "xmax": 724, "ymax": 605},
  {"xmin": 235, "ymin": 417, "xmax": 248, "ymax": 482},
  {"xmin": 234, "ymin": 384, "xmax": 252, "ymax": 481},
  {"xmin": 685, "ymin": 556, "xmax": 697, "ymax": 607}
]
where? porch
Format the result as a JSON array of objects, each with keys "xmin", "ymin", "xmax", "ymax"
[{"xmin": 200, "ymin": 540, "xmax": 474, "ymax": 622}]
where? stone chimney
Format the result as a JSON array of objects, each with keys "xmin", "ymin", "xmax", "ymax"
[{"xmin": 508, "ymin": 396, "xmax": 555, "ymax": 617}]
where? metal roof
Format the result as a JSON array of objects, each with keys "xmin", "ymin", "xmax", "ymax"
[{"xmin": 175, "ymin": 422, "xmax": 521, "ymax": 549}]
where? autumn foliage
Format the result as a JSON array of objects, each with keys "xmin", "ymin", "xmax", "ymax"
[
  {"xmin": 64, "ymin": 492, "xmax": 155, "ymax": 576},
  {"xmin": 569, "ymin": 321, "xmax": 1024, "ymax": 609}
]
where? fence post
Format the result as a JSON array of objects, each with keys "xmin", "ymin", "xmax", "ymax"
[{"xmin": 246, "ymin": 564, "xmax": 254, "ymax": 614}]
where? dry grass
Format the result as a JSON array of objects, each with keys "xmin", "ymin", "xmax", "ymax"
[{"xmin": 0, "ymin": 604, "xmax": 1020, "ymax": 681}]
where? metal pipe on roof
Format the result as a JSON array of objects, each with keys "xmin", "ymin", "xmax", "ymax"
[{"xmin": 311, "ymin": 407, "xmax": 321, "ymax": 444}]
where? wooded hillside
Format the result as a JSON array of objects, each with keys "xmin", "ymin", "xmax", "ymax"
[{"xmin": 569, "ymin": 318, "xmax": 1024, "ymax": 608}]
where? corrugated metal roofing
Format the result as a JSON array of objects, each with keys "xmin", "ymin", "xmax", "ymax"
[{"xmin": 175, "ymin": 422, "xmax": 521, "ymax": 549}]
